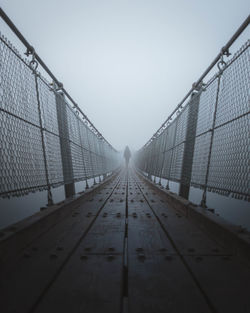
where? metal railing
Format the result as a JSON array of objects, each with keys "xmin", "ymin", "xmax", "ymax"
[
  {"xmin": 0, "ymin": 8, "xmax": 121, "ymax": 204},
  {"xmin": 135, "ymin": 15, "xmax": 250, "ymax": 206}
]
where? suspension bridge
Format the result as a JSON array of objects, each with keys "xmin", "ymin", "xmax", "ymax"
[{"xmin": 0, "ymin": 8, "xmax": 250, "ymax": 313}]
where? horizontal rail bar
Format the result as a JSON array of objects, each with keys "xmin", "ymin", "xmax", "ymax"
[
  {"xmin": 0, "ymin": 7, "xmax": 116, "ymax": 151},
  {"xmin": 143, "ymin": 14, "xmax": 250, "ymax": 147}
]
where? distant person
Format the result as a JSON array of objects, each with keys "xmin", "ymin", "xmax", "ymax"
[{"xmin": 124, "ymin": 146, "xmax": 131, "ymax": 168}]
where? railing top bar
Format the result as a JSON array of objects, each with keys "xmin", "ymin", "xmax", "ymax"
[
  {"xmin": 143, "ymin": 14, "xmax": 250, "ymax": 148},
  {"xmin": 0, "ymin": 7, "xmax": 116, "ymax": 151}
]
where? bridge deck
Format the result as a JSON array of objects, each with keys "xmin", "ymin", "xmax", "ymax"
[{"xmin": 0, "ymin": 169, "xmax": 250, "ymax": 313}]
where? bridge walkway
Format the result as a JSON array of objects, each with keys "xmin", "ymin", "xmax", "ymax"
[{"xmin": 0, "ymin": 169, "xmax": 250, "ymax": 313}]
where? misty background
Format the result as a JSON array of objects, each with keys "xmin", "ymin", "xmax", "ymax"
[
  {"xmin": 1, "ymin": 0, "xmax": 249, "ymax": 152},
  {"xmin": 0, "ymin": 1, "xmax": 249, "ymax": 230}
]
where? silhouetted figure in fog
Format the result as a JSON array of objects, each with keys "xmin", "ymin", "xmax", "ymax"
[{"xmin": 124, "ymin": 146, "xmax": 131, "ymax": 168}]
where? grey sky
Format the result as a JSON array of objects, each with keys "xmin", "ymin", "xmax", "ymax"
[{"xmin": 1, "ymin": 0, "xmax": 249, "ymax": 151}]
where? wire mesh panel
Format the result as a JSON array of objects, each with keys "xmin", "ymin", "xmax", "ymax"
[
  {"xmin": 191, "ymin": 132, "xmax": 212, "ymax": 188},
  {"xmin": 0, "ymin": 35, "xmax": 40, "ymax": 126},
  {"xmin": 38, "ymin": 77, "xmax": 60, "ymax": 135},
  {"xmin": 215, "ymin": 41, "xmax": 249, "ymax": 127},
  {"xmin": 190, "ymin": 78, "xmax": 218, "ymax": 187},
  {"xmin": 136, "ymin": 40, "xmax": 249, "ymax": 202},
  {"xmin": 38, "ymin": 77, "xmax": 64, "ymax": 186},
  {"xmin": 170, "ymin": 143, "xmax": 185, "ymax": 181},
  {"xmin": 0, "ymin": 33, "xmax": 120, "ymax": 199},
  {"xmin": 207, "ymin": 115, "xmax": 249, "ymax": 197},
  {"xmin": 0, "ymin": 111, "xmax": 47, "ymax": 196},
  {"xmin": 0, "ymin": 36, "xmax": 47, "ymax": 197}
]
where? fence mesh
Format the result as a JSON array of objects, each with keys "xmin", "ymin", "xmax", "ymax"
[
  {"xmin": 0, "ymin": 33, "xmax": 120, "ymax": 198},
  {"xmin": 135, "ymin": 40, "xmax": 250, "ymax": 201}
]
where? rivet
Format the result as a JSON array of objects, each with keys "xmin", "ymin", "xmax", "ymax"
[
  {"xmin": 159, "ymin": 248, "xmax": 167, "ymax": 252},
  {"xmin": 107, "ymin": 254, "xmax": 115, "ymax": 261},
  {"xmin": 165, "ymin": 256, "xmax": 173, "ymax": 261},
  {"xmin": 136, "ymin": 248, "xmax": 144, "ymax": 252},
  {"xmin": 23, "ymin": 252, "xmax": 30, "ymax": 258}
]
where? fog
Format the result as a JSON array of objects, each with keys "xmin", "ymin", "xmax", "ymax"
[{"xmin": 1, "ymin": 0, "xmax": 249, "ymax": 152}]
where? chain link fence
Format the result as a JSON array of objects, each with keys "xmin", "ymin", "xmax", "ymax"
[
  {"xmin": 135, "ymin": 40, "xmax": 250, "ymax": 205},
  {"xmin": 0, "ymin": 33, "xmax": 121, "ymax": 201}
]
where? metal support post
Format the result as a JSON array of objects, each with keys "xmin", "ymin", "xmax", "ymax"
[
  {"xmin": 56, "ymin": 92, "xmax": 75, "ymax": 198},
  {"xmin": 179, "ymin": 92, "xmax": 200, "ymax": 199}
]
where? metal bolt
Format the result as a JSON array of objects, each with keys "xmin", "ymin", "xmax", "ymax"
[
  {"xmin": 136, "ymin": 248, "xmax": 144, "ymax": 252},
  {"xmin": 80, "ymin": 255, "xmax": 88, "ymax": 260},
  {"xmin": 159, "ymin": 248, "xmax": 167, "ymax": 252},
  {"xmin": 212, "ymin": 248, "xmax": 219, "ymax": 253},
  {"xmin": 138, "ymin": 253, "xmax": 145, "ymax": 260},
  {"xmin": 107, "ymin": 254, "xmax": 115, "ymax": 261},
  {"xmin": 165, "ymin": 256, "xmax": 173, "ymax": 261},
  {"xmin": 23, "ymin": 252, "xmax": 30, "ymax": 258}
]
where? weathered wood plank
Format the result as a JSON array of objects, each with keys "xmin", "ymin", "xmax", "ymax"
[
  {"xmin": 128, "ymin": 254, "xmax": 211, "ymax": 313},
  {"xmin": 34, "ymin": 255, "xmax": 123, "ymax": 313},
  {"xmin": 0, "ymin": 178, "xmax": 121, "ymax": 313},
  {"xmin": 185, "ymin": 255, "xmax": 250, "ymax": 313}
]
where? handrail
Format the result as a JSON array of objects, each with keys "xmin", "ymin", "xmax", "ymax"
[
  {"xmin": 0, "ymin": 7, "xmax": 117, "ymax": 151},
  {"xmin": 142, "ymin": 14, "xmax": 250, "ymax": 147}
]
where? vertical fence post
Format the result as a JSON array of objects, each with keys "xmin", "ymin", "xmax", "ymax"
[
  {"xmin": 77, "ymin": 118, "xmax": 88, "ymax": 192},
  {"xmin": 56, "ymin": 92, "xmax": 75, "ymax": 198},
  {"xmin": 179, "ymin": 92, "xmax": 200, "ymax": 199},
  {"xmin": 34, "ymin": 72, "xmax": 53, "ymax": 206},
  {"xmin": 166, "ymin": 120, "xmax": 177, "ymax": 190},
  {"xmin": 200, "ymin": 73, "xmax": 222, "ymax": 208}
]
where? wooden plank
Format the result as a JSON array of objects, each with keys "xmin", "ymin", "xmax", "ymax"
[
  {"xmin": 128, "ymin": 254, "xmax": 211, "ymax": 313},
  {"xmin": 34, "ymin": 255, "xmax": 123, "ymax": 313},
  {"xmin": 137, "ymin": 178, "xmax": 232, "ymax": 256},
  {"xmin": 127, "ymin": 176, "xmax": 211, "ymax": 313},
  {"xmin": 185, "ymin": 255, "xmax": 250, "ymax": 313},
  {"xmin": 0, "ymin": 178, "xmax": 121, "ymax": 313},
  {"xmin": 33, "ymin": 189, "xmax": 126, "ymax": 312}
]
